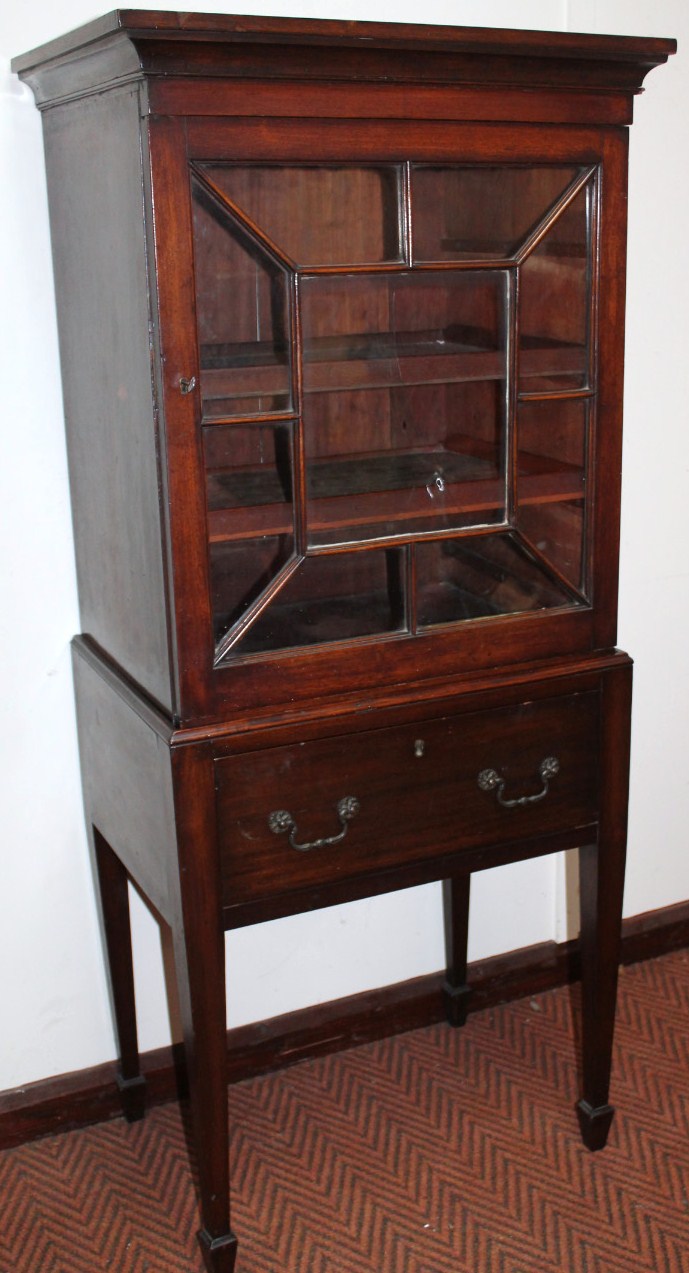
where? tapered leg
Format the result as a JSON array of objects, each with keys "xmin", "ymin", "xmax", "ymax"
[
  {"xmin": 442, "ymin": 874, "xmax": 472, "ymax": 1027},
  {"xmin": 576, "ymin": 662, "xmax": 632, "ymax": 1151},
  {"xmin": 171, "ymin": 748, "xmax": 237, "ymax": 1273},
  {"xmin": 93, "ymin": 827, "xmax": 146, "ymax": 1121},
  {"xmin": 576, "ymin": 840, "xmax": 624, "ymax": 1150},
  {"xmin": 172, "ymin": 921, "xmax": 237, "ymax": 1273}
]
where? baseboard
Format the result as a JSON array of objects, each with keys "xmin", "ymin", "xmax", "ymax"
[{"xmin": 3, "ymin": 897, "xmax": 688, "ymax": 1152}]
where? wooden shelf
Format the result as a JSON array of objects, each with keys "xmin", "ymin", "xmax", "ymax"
[
  {"xmin": 199, "ymin": 329, "xmax": 586, "ymax": 406},
  {"xmin": 206, "ymin": 445, "xmax": 583, "ymax": 544}
]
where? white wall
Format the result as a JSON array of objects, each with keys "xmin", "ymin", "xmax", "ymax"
[{"xmin": 1, "ymin": 0, "xmax": 685, "ymax": 1093}]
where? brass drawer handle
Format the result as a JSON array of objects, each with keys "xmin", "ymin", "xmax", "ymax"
[
  {"xmin": 268, "ymin": 796, "xmax": 361, "ymax": 852},
  {"xmin": 477, "ymin": 756, "xmax": 560, "ymax": 808}
]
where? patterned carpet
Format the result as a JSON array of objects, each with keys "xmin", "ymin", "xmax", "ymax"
[{"xmin": 2, "ymin": 950, "xmax": 689, "ymax": 1272}]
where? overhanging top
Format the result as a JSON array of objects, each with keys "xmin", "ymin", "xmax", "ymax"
[{"xmin": 12, "ymin": 9, "xmax": 676, "ymax": 115}]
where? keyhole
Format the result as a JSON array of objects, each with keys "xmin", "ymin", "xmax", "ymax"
[{"xmin": 426, "ymin": 473, "xmax": 445, "ymax": 499}]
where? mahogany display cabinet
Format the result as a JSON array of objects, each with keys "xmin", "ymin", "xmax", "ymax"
[{"xmin": 13, "ymin": 13, "xmax": 675, "ymax": 1271}]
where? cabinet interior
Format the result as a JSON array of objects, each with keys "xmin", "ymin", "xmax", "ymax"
[{"xmin": 191, "ymin": 161, "xmax": 596, "ymax": 660}]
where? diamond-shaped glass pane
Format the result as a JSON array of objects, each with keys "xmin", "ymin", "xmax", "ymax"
[
  {"xmin": 519, "ymin": 184, "xmax": 592, "ymax": 392},
  {"xmin": 191, "ymin": 179, "xmax": 293, "ymax": 420},
  {"xmin": 199, "ymin": 165, "xmax": 403, "ymax": 266},
  {"xmin": 205, "ymin": 421, "xmax": 297, "ymax": 647},
  {"xmin": 234, "ymin": 549, "xmax": 407, "ymax": 655},
  {"xmin": 416, "ymin": 531, "xmax": 581, "ymax": 628},
  {"xmin": 411, "ymin": 165, "xmax": 582, "ymax": 262},
  {"xmin": 516, "ymin": 399, "xmax": 588, "ymax": 595}
]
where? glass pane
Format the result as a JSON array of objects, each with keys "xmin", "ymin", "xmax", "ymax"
[
  {"xmin": 233, "ymin": 549, "xmax": 407, "ymax": 655},
  {"xmin": 416, "ymin": 531, "xmax": 581, "ymax": 628},
  {"xmin": 519, "ymin": 185, "xmax": 591, "ymax": 392},
  {"xmin": 516, "ymin": 399, "xmax": 588, "ymax": 594},
  {"xmin": 191, "ymin": 180, "xmax": 292, "ymax": 420},
  {"xmin": 205, "ymin": 421, "xmax": 295, "ymax": 548},
  {"xmin": 412, "ymin": 165, "xmax": 581, "ymax": 262},
  {"xmin": 209, "ymin": 536, "xmax": 295, "ymax": 645},
  {"xmin": 300, "ymin": 271, "xmax": 508, "ymax": 545},
  {"xmin": 200, "ymin": 165, "xmax": 403, "ymax": 266}
]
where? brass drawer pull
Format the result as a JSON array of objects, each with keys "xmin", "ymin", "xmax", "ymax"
[
  {"xmin": 477, "ymin": 756, "xmax": 560, "ymax": 808},
  {"xmin": 268, "ymin": 796, "xmax": 361, "ymax": 852}
]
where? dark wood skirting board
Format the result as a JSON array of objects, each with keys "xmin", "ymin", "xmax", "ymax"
[{"xmin": 3, "ymin": 897, "xmax": 688, "ymax": 1153}]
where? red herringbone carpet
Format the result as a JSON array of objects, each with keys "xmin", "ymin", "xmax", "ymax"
[{"xmin": 2, "ymin": 950, "xmax": 689, "ymax": 1272}]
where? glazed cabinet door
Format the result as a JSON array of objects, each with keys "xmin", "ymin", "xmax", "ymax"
[{"xmin": 148, "ymin": 118, "xmax": 625, "ymax": 723}]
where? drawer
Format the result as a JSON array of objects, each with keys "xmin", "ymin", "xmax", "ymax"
[{"xmin": 215, "ymin": 692, "xmax": 600, "ymax": 905}]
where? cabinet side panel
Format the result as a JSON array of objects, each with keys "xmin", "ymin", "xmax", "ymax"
[
  {"xmin": 72, "ymin": 644, "xmax": 177, "ymax": 921},
  {"xmin": 42, "ymin": 88, "xmax": 174, "ymax": 712}
]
